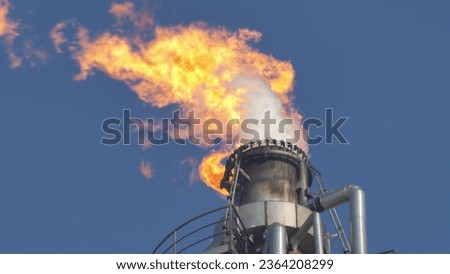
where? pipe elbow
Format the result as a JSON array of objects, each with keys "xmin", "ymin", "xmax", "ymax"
[
  {"xmin": 312, "ymin": 184, "xmax": 365, "ymax": 211},
  {"xmin": 347, "ymin": 184, "xmax": 363, "ymax": 192},
  {"xmin": 345, "ymin": 184, "xmax": 364, "ymax": 196}
]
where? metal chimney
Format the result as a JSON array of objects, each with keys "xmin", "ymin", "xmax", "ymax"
[
  {"xmin": 153, "ymin": 139, "xmax": 367, "ymax": 254},
  {"xmin": 216, "ymin": 140, "xmax": 315, "ymax": 253}
]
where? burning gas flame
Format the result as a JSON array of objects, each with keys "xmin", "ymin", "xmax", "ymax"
[
  {"xmin": 199, "ymin": 150, "xmax": 230, "ymax": 196},
  {"xmin": 0, "ymin": 0, "xmax": 20, "ymax": 67},
  {"xmin": 0, "ymin": 0, "xmax": 47, "ymax": 68},
  {"xmin": 140, "ymin": 160, "xmax": 154, "ymax": 180},
  {"xmin": 52, "ymin": 1, "xmax": 307, "ymax": 195},
  {"xmin": 0, "ymin": 0, "xmax": 15, "ymax": 37}
]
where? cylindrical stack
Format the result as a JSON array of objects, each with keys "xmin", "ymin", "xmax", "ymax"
[
  {"xmin": 232, "ymin": 143, "xmax": 315, "ymax": 253},
  {"xmin": 236, "ymin": 145, "xmax": 310, "ymax": 206}
]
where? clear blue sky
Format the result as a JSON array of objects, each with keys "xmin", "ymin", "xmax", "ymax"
[{"xmin": 1, "ymin": 0, "xmax": 449, "ymax": 254}]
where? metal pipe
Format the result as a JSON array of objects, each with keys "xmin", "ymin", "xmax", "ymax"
[
  {"xmin": 315, "ymin": 185, "xmax": 367, "ymax": 254},
  {"xmin": 266, "ymin": 223, "xmax": 287, "ymax": 254},
  {"xmin": 290, "ymin": 214, "xmax": 313, "ymax": 251},
  {"xmin": 324, "ymin": 233, "xmax": 332, "ymax": 254},
  {"xmin": 296, "ymin": 162, "xmax": 309, "ymax": 206},
  {"xmin": 349, "ymin": 186, "xmax": 366, "ymax": 254},
  {"xmin": 312, "ymin": 212, "xmax": 324, "ymax": 254},
  {"xmin": 173, "ymin": 230, "xmax": 177, "ymax": 254}
]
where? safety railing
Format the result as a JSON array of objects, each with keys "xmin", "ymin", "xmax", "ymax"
[{"xmin": 152, "ymin": 205, "xmax": 251, "ymax": 254}]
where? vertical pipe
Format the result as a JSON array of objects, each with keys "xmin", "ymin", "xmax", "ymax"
[
  {"xmin": 266, "ymin": 223, "xmax": 287, "ymax": 254},
  {"xmin": 315, "ymin": 185, "xmax": 367, "ymax": 254},
  {"xmin": 349, "ymin": 187, "xmax": 367, "ymax": 254},
  {"xmin": 289, "ymin": 214, "xmax": 313, "ymax": 251},
  {"xmin": 324, "ymin": 233, "xmax": 331, "ymax": 254},
  {"xmin": 296, "ymin": 162, "xmax": 309, "ymax": 206},
  {"xmin": 312, "ymin": 212, "xmax": 324, "ymax": 254},
  {"xmin": 173, "ymin": 231, "xmax": 177, "ymax": 254}
]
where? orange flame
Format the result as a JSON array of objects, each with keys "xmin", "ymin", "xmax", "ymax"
[
  {"xmin": 53, "ymin": 2, "xmax": 307, "ymax": 195},
  {"xmin": 0, "ymin": 0, "xmax": 47, "ymax": 68},
  {"xmin": 139, "ymin": 160, "xmax": 154, "ymax": 180},
  {"xmin": 0, "ymin": 0, "xmax": 20, "ymax": 67},
  {"xmin": 0, "ymin": 0, "xmax": 17, "ymax": 39},
  {"xmin": 199, "ymin": 150, "xmax": 230, "ymax": 196}
]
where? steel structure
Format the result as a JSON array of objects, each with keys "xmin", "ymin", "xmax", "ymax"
[{"xmin": 153, "ymin": 140, "xmax": 367, "ymax": 254}]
